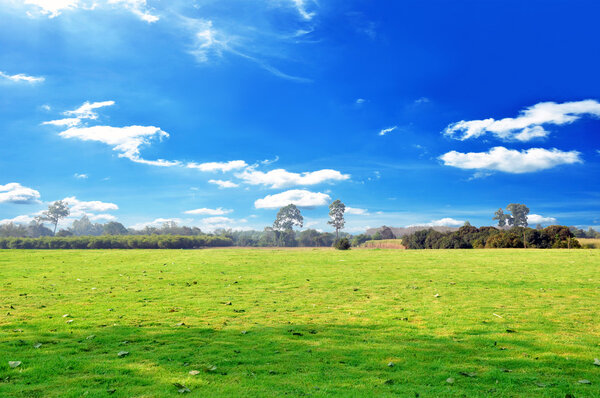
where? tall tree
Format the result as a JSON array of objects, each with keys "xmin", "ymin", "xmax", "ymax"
[
  {"xmin": 506, "ymin": 203, "xmax": 530, "ymax": 227},
  {"xmin": 37, "ymin": 200, "xmax": 70, "ymax": 234},
  {"xmin": 493, "ymin": 208, "xmax": 512, "ymax": 227},
  {"xmin": 327, "ymin": 199, "xmax": 346, "ymax": 238},
  {"xmin": 273, "ymin": 204, "xmax": 303, "ymax": 231}
]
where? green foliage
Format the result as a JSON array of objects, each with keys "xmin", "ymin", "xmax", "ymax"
[
  {"xmin": 327, "ymin": 199, "xmax": 346, "ymax": 237},
  {"xmin": 402, "ymin": 225, "xmax": 580, "ymax": 249},
  {"xmin": 351, "ymin": 233, "xmax": 370, "ymax": 247},
  {"xmin": 103, "ymin": 221, "xmax": 128, "ymax": 235},
  {"xmin": 0, "ymin": 235, "xmax": 233, "ymax": 249},
  {"xmin": 273, "ymin": 204, "xmax": 303, "ymax": 232},
  {"xmin": 333, "ymin": 237, "xmax": 351, "ymax": 250},
  {"xmin": 37, "ymin": 200, "xmax": 70, "ymax": 234}
]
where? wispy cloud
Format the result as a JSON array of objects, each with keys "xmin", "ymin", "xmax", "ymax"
[
  {"xmin": 440, "ymin": 146, "xmax": 582, "ymax": 173},
  {"xmin": 444, "ymin": 100, "xmax": 600, "ymax": 142},
  {"xmin": 378, "ymin": 126, "xmax": 397, "ymax": 136},
  {"xmin": 23, "ymin": 0, "xmax": 158, "ymax": 22},
  {"xmin": 184, "ymin": 208, "xmax": 232, "ymax": 216},
  {"xmin": 255, "ymin": 189, "xmax": 330, "ymax": 209},
  {"xmin": 345, "ymin": 207, "xmax": 369, "ymax": 215},
  {"xmin": 0, "ymin": 71, "xmax": 44, "ymax": 83},
  {"xmin": 74, "ymin": 173, "xmax": 88, "ymax": 179},
  {"xmin": 407, "ymin": 217, "xmax": 464, "ymax": 227}
]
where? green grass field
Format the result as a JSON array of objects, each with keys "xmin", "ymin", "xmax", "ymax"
[{"xmin": 1, "ymin": 248, "xmax": 599, "ymax": 397}]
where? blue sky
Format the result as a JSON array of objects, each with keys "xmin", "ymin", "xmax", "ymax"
[{"xmin": 1, "ymin": 0, "xmax": 599, "ymax": 232}]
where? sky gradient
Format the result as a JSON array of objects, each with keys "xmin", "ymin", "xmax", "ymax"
[{"xmin": 1, "ymin": 0, "xmax": 599, "ymax": 233}]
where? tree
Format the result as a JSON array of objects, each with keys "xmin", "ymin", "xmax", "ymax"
[
  {"xmin": 327, "ymin": 199, "xmax": 346, "ymax": 238},
  {"xmin": 506, "ymin": 203, "xmax": 529, "ymax": 227},
  {"xmin": 103, "ymin": 221, "xmax": 128, "ymax": 235},
  {"xmin": 493, "ymin": 208, "xmax": 511, "ymax": 228},
  {"xmin": 37, "ymin": 200, "xmax": 70, "ymax": 234},
  {"xmin": 273, "ymin": 204, "xmax": 303, "ymax": 232}
]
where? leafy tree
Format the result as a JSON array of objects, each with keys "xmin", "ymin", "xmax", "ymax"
[
  {"xmin": 351, "ymin": 234, "xmax": 370, "ymax": 247},
  {"xmin": 37, "ymin": 200, "xmax": 70, "ymax": 234},
  {"xmin": 493, "ymin": 208, "xmax": 511, "ymax": 227},
  {"xmin": 273, "ymin": 204, "xmax": 303, "ymax": 232},
  {"xmin": 380, "ymin": 226, "xmax": 396, "ymax": 240},
  {"xmin": 506, "ymin": 203, "xmax": 529, "ymax": 227},
  {"xmin": 327, "ymin": 199, "xmax": 346, "ymax": 238},
  {"xmin": 26, "ymin": 220, "xmax": 53, "ymax": 238},
  {"xmin": 334, "ymin": 237, "xmax": 351, "ymax": 250},
  {"xmin": 70, "ymin": 215, "xmax": 103, "ymax": 236},
  {"xmin": 103, "ymin": 221, "xmax": 128, "ymax": 235}
]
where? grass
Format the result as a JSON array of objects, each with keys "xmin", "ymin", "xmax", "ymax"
[
  {"xmin": 578, "ymin": 238, "xmax": 600, "ymax": 248},
  {"xmin": 1, "ymin": 248, "xmax": 599, "ymax": 397},
  {"xmin": 361, "ymin": 239, "xmax": 406, "ymax": 249}
]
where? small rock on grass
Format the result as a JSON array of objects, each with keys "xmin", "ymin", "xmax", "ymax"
[
  {"xmin": 578, "ymin": 379, "xmax": 591, "ymax": 385},
  {"xmin": 173, "ymin": 383, "xmax": 191, "ymax": 393},
  {"xmin": 86, "ymin": 335, "xmax": 96, "ymax": 340},
  {"xmin": 446, "ymin": 377, "xmax": 455, "ymax": 384},
  {"xmin": 107, "ymin": 389, "xmax": 116, "ymax": 394},
  {"xmin": 66, "ymin": 319, "xmax": 73, "ymax": 324},
  {"xmin": 387, "ymin": 362, "xmax": 395, "ymax": 367},
  {"xmin": 594, "ymin": 358, "xmax": 600, "ymax": 366},
  {"xmin": 117, "ymin": 351, "xmax": 129, "ymax": 358},
  {"xmin": 33, "ymin": 343, "xmax": 42, "ymax": 349},
  {"xmin": 459, "ymin": 372, "xmax": 476, "ymax": 378},
  {"xmin": 189, "ymin": 370, "xmax": 200, "ymax": 375},
  {"xmin": 8, "ymin": 361, "xmax": 21, "ymax": 368}
]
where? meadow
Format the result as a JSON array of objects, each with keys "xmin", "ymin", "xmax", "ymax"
[{"xmin": 1, "ymin": 248, "xmax": 599, "ymax": 397}]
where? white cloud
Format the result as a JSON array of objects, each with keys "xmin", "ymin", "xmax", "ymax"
[
  {"xmin": 129, "ymin": 218, "xmax": 186, "ymax": 230},
  {"xmin": 415, "ymin": 97, "xmax": 430, "ymax": 104},
  {"xmin": 74, "ymin": 173, "xmax": 88, "ymax": 179},
  {"xmin": 440, "ymin": 146, "xmax": 582, "ymax": 173},
  {"xmin": 407, "ymin": 217, "xmax": 464, "ymax": 227},
  {"xmin": 187, "ymin": 160, "xmax": 248, "ymax": 172},
  {"xmin": 64, "ymin": 100, "xmax": 115, "ymax": 120},
  {"xmin": 24, "ymin": 0, "xmax": 158, "ymax": 21},
  {"xmin": 58, "ymin": 125, "xmax": 179, "ymax": 166},
  {"xmin": 107, "ymin": 0, "xmax": 158, "ymax": 23},
  {"xmin": 0, "ymin": 214, "xmax": 37, "ymax": 224},
  {"xmin": 201, "ymin": 216, "xmax": 235, "ymax": 224},
  {"xmin": 24, "ymin": 0, "xmax": 79, "ymax": 18},
  {"xmin": 255, "ymin": 189, "xmax": 331, "ymax": 209},
  {"xmin": 43, "ymin": 118, "xmax": 82, "ymax": 127},
  {"xmin": 0, "ymin": 71, "xmax": 44, "ymax": 83},
  {"xmin": 345, "ymin": 207, "xmax": 369, "ymax": 215},
  {"xmin": 0, "ymin": 183, "xmax": 41, "ymax": 204},
  {"xmin": 355, "ymin": 98, "xmax": 366, "ymax": 105},
  {"xmin": 184, "ymin": 208, "xmax": 232, "ymax": 216},
  {"xmin": 237, "ymin": 168, "xmax": 350, "ymax": 189},
  {"xmin": 443, "ymin": 100, "xmax": 600, "ymax": 142},
  {"xmin": 290, "ymin": 0, "xmax": 315, "ymax": 20},
  {"xmin": 208, "ymin": 179, "xmax": 239, "ymax": 188},
  {"xmin": 527, "ymin": 214, "xmax": 557, "ymax": 225},
  {"xmin": 62, "ymin": 196, "xmax": 118, "ymax": 217},
  {"xmin": 378, "ymin": 126, "xmax": 397, "ymax": 136}
]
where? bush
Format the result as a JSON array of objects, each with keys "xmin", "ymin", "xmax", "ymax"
[
  {"xmin": 0, "ymin": 235, "xmax": 233, "ymax": 249},
  {"xmin": 334, "ymin": 237, "xmax": 351, "ymax": 250}
]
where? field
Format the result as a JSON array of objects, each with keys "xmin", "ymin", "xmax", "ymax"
[
  {"xmin": 361, "ymin": 239, "xmax": 406, "ymax": 249},
  {"xmin": 1, "ymin": 248, "xmax": 599, "ymax": 397},
  {"xmin": 578, "ymin": 238, "xmax": 600, "ymax": 249}
]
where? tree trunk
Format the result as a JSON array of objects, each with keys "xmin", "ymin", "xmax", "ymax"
[{"xmin": 53, "ymin": 222, "xmax": 58, "ymax": 235}]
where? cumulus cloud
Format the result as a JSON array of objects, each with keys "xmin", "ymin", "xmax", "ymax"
[
  {"xmin": 58, "ymin": 125, "xmax": 179, "ymax": 166},
  {"xmin": 0, "ymin": 71, "xmax": 45, "ymax": 83},
  {"xmin": 345, "ymin": 207, "xmax": 369, "ymax": 215},
  {"xmin": 208, "ymin": 179, "xmax": 239, "ymax": 188},
  {"xmin": 254, "ymin": 189, "xmax": 331, "ymax": 209},
  {"xmin": 443, "ymin": 100, "xmax": 600, "ymax": 142},
  {"xmin": 527, "ymin": 214, "xmax": 557, "ymax": 225},
  {"xmin": 0, "ymin": 183, "xmax": 41, "ymax": 204},
  {"xmin": 378, "ymin": 126, "xmax": 397, "ymax": 136},
  {"xmin": 407, "ymin": 217, "xmax": 464, "ymax": 227},
  {"xmin": 184, "ymin": 208, "xmax": 232, "ymax": 216},
  {"xmin": 187, "ymin": 160, "xmax": 248, "ymax": 172},
  {"xmin": 62, "ymin": 196, "xmax": 118, "ymax": 217},
  {"xmin": 440, "ymin": 146, "xmax": 582, "ymax": 173},
  {"xmin": 0, "ymin": 214, "xmax": 38, "ymax": 224},
  {"xmin": 237, "ymin": 168, "xmax": 350, "ymax": 189},
  {"xmin": 64, "ymin": 100, "xmax": 115, "ymax": 120},
  {"xmin": 129, "ymin": 218, "xmax": 186, "ymax": 230},
  {"xmin": 74, "ymin": 173, "xmax": 88, "ymax": 179}
]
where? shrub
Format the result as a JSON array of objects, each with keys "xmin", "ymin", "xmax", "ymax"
[{"xmin": 334, "ymin": 237, "xmax": 351, "ymax": 250}]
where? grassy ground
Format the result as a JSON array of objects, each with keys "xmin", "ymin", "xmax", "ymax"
[
  {"xmin": 578, "ymin": 238, "xmax": 600, "ymax": 248},
  {"xmin": 361, "ymin": 239, "xmax": 406, "ymax": 249},
  {"xmin": 1, "ymin": 248, "xmax": 599, "ymax": 397}
]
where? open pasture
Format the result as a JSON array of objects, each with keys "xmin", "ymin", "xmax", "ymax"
[{"xmin": 1, "ymin": 248, "xmax": 599, "ymax": 397}]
